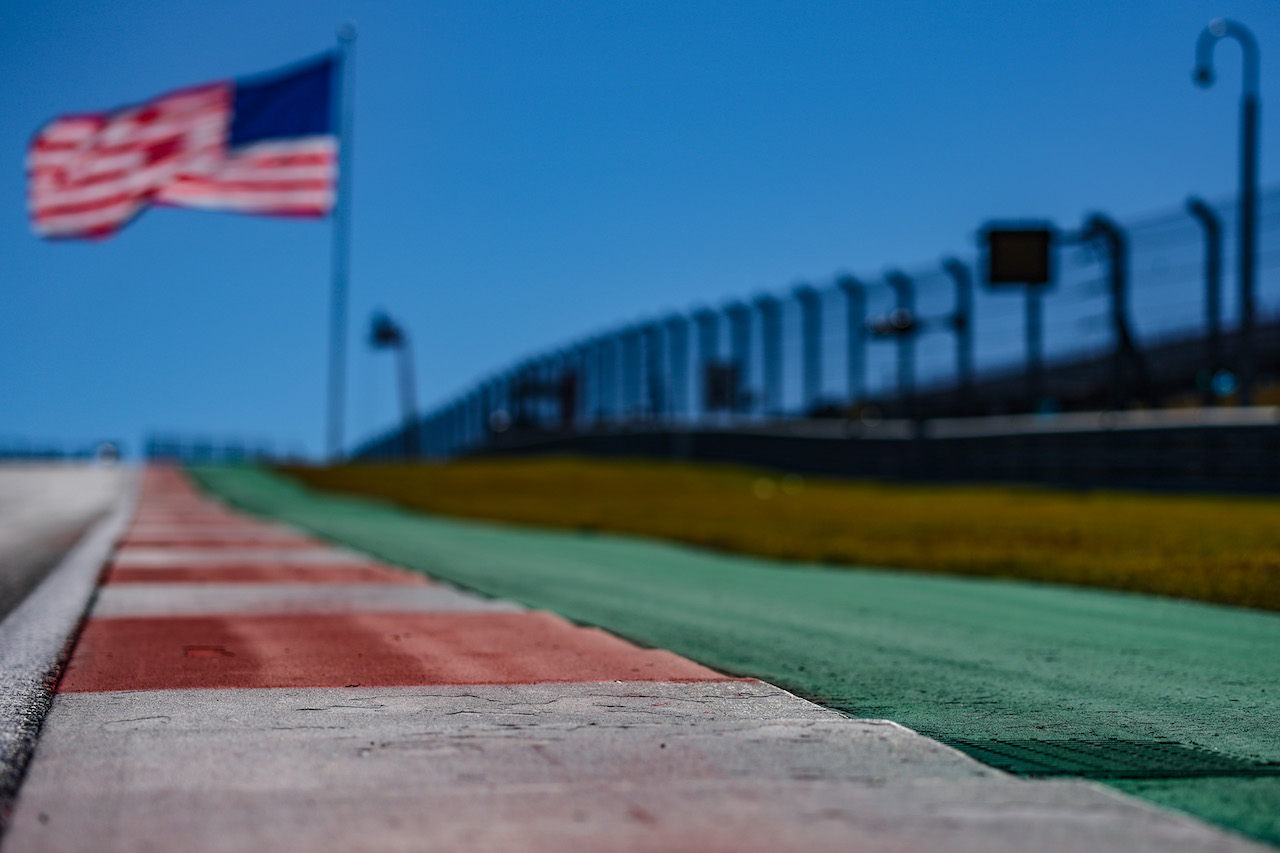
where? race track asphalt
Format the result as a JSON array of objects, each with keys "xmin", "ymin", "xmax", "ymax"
[{"xmin": 0, "ymin": 465, "xmax": 124, "ymax": 621}]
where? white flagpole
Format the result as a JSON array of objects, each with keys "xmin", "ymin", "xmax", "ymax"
[{"xmin": 327, "ymin": 24, "xmax": 356, "ymax": 459}]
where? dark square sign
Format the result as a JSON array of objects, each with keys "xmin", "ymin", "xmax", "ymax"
[{"xmin": 984, "ymin": 227, "xmax": 1054, "ymax": 286}]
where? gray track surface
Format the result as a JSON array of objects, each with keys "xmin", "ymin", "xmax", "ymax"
[
  {"xmin": 4, "ymin": 682, "xmax": 1264, "ymax": 852},
  {"xmin": 0, "ymin": 466, "xmax": 125, "ymax": 621},
  {"xmin": 0, "ymin": 466, "xmax": 133, "ymax": 830}
]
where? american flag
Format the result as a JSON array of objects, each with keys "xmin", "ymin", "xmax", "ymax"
[{"xmin": 28, "ymin": 55, "xmax": 336, "ymax": 240}]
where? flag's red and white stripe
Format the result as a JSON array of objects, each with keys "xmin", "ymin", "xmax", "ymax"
[
  {"xmin": 28, "ymin": 83, "xmax": 334, "ymax": 239},
  {"xmin": 157, "ymin": 137, "xmax": 335, "ymax": 215}
]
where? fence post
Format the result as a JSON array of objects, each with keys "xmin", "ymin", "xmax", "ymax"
[
  {"xmin": 573, "ymin": 342, "xmax": 591, "ymax": 426},
  {"xmin": 753, "ymin": 295, "xmax": 782, "ymax": 417},
  {"xmin": 693, "ymin": 309, "xmax": 720, "ymax": 419},
  {"xmin": 1081, "ymin": 213, "xmax": 1149, "ymax": 409},
  {"xmin": 471, "ymin": 387, "xmax": 482, "ymax": 448},
  {"xmin": 885, "ymin": 271, "xmax": 916, "ymax": 417},
  {"xmin": 625, "ymin": 327, "xmax": 643, "ymax": 420},
  {"xmin": 467, "ymin": 385, "xmax": 478, "ymax": 449},
  {"xmin": 642, "ymin": 322, "xmax": 665, "ymax": 420},
  {"xmin": 458, "ymin": 396, "xmax": 468, "ymax": 452},
  {"xmin": 794, "ymin": 284, "xmax": 823, "ymax": 415},
  {"xmin": 1186, "ymin": 197, "xmax": 1224, "ymax": 405},
  {"xmin": 612, "ymin": 331, "xmax": 629, "ymax": 421},
  {"xmin": 592, "ymin": 338, "xmax": 607, "ymax": 423},
  {"xmin": 443, "ymin": 403, "xmax": 454, "ymax": 456},
  {"xmin": 836, "ymin": 277, "xmax": 867, "ymax": 411},
  {"xmin": 725, "ymin": 302, "xmax": 752, "ymax": 414},
  {"xmin": 941, "ymin": 259, "xmax": 975, "ymax": 413},
  {"xmin": 664, "ymin": 314, "xmax": 689, "ymax": 420}
]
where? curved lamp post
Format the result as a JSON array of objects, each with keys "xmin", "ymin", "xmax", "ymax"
[
  {"xmin": 1194, "ymin": 18, "xmax": 1260, "ymax": 404},
  {"xmin": 369, "ymin": 312, "xmax": 418, "ymax": 458}
]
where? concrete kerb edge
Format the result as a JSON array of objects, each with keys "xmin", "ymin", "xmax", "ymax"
[{"xmin": 0, "ymin": 466, "xmax": 138, "ymax": 834}]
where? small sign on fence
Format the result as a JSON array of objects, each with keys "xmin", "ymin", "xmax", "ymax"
[{"xmin": 983, "ymin": 225, "xmax": 1055, "ymax": 287}]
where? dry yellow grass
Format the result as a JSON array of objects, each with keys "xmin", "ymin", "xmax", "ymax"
[{"xmin": 280, "ymin": 457, "xmax": 1280, "ymax": 611}]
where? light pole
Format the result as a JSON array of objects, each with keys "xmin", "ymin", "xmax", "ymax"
[
  {"xmin": 1195, "ymin": 18, "xmax": 1260, "ymax": 404},
  {"xmin": 327, "ymin": 24, "xmax": 357, "ymax": 459},
  {"xmin": 369, "ymin": 312, "xmax": 418, "ymax": 458}
]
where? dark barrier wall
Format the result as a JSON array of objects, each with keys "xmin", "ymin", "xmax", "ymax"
[{"xmin": 475, "ymin": 423, "xmax": 1280, "ymax": 495}]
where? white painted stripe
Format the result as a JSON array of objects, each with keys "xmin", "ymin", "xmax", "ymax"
[
  {"xmin": 90, "ymin": 584, "xmax": 521, "ymax": 617},
  {"xmin": 124, "ymin": 523, "xmax": 296, "ymax": 534},
  {"xmin": 111, "ymin": 547, "xmax": 374, "ymax": 566}
]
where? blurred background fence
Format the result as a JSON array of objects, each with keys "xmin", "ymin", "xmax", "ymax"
[
  {"xmin": 143, "ymin": 434, "xmax": 301, "ymax": 465},
  {"xmin": 356, "ymin": 188, "xmax": 1280, "ymax": 465},
  {"xmin": 0, "ymin": 438, "xmax": 125, "ymax": 462}
]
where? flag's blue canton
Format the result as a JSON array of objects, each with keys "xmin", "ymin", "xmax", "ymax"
[{"xmin": 230, "ymin": 55, "xmax": 334, "ymax": 148}]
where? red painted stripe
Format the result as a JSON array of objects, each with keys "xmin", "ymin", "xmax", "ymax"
[
  {"xmin": 104, "ymin": 565, "xmax": 427, "ymax": 585},
  {"xmin": 58, "ymin": 612, "xmax": 727, "ymax": 692}
]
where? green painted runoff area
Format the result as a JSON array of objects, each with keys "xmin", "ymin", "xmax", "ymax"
[{"xmin": 194, "ymin": 467, "xmax": 1280, "ymax": 846}]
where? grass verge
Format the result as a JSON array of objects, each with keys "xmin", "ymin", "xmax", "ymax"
[{"xmin": 280, "ymin": 456, "xmax": 1280, "ymax": 612}]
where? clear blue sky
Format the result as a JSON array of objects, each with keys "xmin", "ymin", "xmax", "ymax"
[{"xmin": 3, "ymin": 0, "xmax": 1278, "ymax": 457}]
